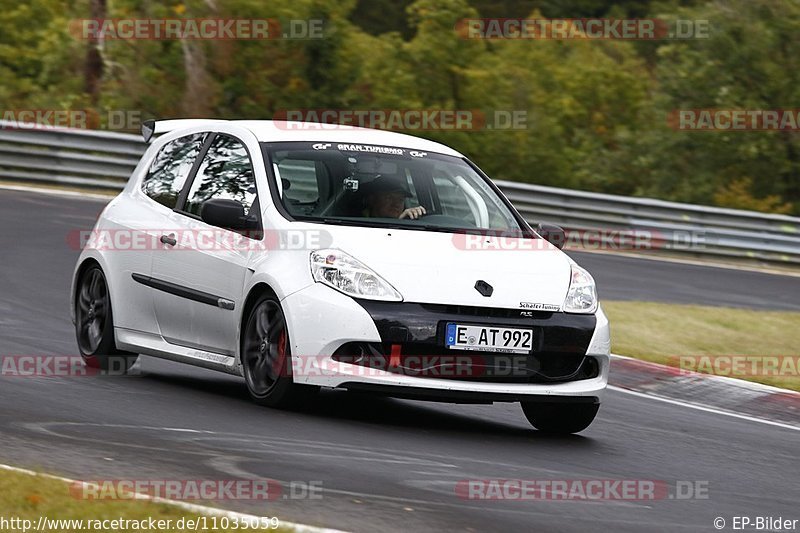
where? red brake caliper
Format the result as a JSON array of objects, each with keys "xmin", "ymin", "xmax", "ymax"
[{"xmin": 271, "ymin": 330, "xmax": 288, "ymax": 378}]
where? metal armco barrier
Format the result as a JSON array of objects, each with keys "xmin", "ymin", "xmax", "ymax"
[
  {"xmin": 498, "ymin": 182, "xmax": 800, "ymax": 264},
  {"xmin": 1, "ymin": 121, "xmax": 798, "ymax": 265}
]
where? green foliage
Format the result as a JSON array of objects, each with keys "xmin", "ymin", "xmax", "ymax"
[
  {"xmin": 0, "ymin": 0, "xmax": 88, "ymax": 109},
  {"xmin": 1, "ymin": 0, "xmax": 798, "ymax": 214},
  {"xmin": 639, "ymin": 0, "xmax": 800, "ymax": 213},
  {"xmin": 712, "ymin": 177, "xmax": 793, "ymax": 214}
]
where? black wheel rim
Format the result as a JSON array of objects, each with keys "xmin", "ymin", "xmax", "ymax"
[
  {"xmin": 243, "ymin": 300, "xmax": 288, "ymax": 397},
  {"xmin": 76, "ymin": 269, "xmax": 108, "ymax": 354}
]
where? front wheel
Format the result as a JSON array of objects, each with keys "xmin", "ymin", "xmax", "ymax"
[
  {"xmin": 521, "ymin": 401, "xmax": 599, "ymax": 434},
  {"xmin": 75, "ymin": 265, "xmax": 138, "ymax": 372},
  {"xmin": 241, "ymin": 295, "xmax": 317, "ymax": 408}
]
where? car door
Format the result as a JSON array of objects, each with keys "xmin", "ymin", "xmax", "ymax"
[
  {"xmin": 149, "ymin": 133, "xmax": 262, "ymax": 355},
  {"xmin": 121, "ymin": 132, "xmax": 207, "ymax": 335}
]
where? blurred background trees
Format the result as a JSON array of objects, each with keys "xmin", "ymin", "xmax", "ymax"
[{"xmin": 0, "ymin": 0, "xmax": 797, "ymax": 214}]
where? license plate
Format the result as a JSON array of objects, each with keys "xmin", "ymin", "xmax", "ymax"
[{"xmin": 445, "ymin": 323, "xmax": 533, "ymax": 354}]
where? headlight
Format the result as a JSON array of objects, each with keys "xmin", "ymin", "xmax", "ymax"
[
  {"xmin": 563, "ymin": 264, "xmax": 597, "ymax": 314},
  {"xmin": 310, "ymin": 249, "xmax": 402, "ymax": 301}
]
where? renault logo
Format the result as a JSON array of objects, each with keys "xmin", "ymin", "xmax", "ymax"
[{"xmin": 474, "ymin": 280, "xmax": 493, "ymax": 297}]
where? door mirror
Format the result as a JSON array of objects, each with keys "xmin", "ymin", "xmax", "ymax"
[
  {"xmin": 200, "ymin": 198, "xmax": 253, "ymax": 230},
  {"xmin": 535, "ymin": 223, "xmax": 566, "ymax": 250}
]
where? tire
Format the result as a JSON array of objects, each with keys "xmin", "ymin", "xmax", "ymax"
[
  {"xmin": 241, "ymin": 294, "xmax": 318, "ymax": 408},
  {"xmin": 521, "ymin": 401, "xmax": 599, "ymax": 434},
  {"xmin": 75, "ymin": 265, "xmax": 138, "ymax": 373}
]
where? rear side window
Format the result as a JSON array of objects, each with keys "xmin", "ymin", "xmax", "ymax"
[
  {"xmin": 142, "ymin": 133, "xmax": 206, "ymax": 208},
  {"xmin": 183, "ymin": 134, "xmax": 257, "ymax": 217}
]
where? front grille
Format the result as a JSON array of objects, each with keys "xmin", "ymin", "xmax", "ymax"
[{"xmin": 418, "ymin": 303, "xmax": 552, "ymax": 320}]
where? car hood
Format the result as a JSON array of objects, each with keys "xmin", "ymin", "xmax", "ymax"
[{"xmin": 311, "ymin": 225, "xmax": 573, "ymax": 309}]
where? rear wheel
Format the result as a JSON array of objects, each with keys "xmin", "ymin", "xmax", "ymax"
[
  {"xmin": 75, "ymin": 265, "xmax": 138, "ymax": 372},
  {"xmin": 521, "ymin": 402, "xmax": 599, "ymax": 434},
  {"xmin": 241, "ymin": 294, "xmax": 317, "ymax": 407}
]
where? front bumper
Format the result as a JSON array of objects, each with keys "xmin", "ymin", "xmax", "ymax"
[{"xmin": 282, "ymin": 283, "xmax": 610, "ymax": 403}]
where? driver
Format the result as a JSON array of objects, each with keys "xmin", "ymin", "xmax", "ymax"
[{"xmin": 362, "ymin": 175, "xmax": 426, "ymax": 220}]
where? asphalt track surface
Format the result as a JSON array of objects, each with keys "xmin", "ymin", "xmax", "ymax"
[
  {"xmin": 0, "ymin": 188, "xmax": 798, "ymax": 532},
  {"xmin": 569, "ymin": 251, "xmax": 800, "ymax": 312}
]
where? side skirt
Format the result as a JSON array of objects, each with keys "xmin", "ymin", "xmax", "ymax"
[{"xmin": 115, "ymin": 327, "xmax": 241, "ymax": 376}]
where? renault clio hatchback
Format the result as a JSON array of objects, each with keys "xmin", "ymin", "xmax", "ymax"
[{"xmin": 71, "ymin": 119, "xmax": 610, "ymax": 433}]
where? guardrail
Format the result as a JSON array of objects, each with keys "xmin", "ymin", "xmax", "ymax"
[
  {"xmin": 1, "ymin": 122, "xmax": 798, "ymax": 265},
  {"xmin": 0, "ymin": 122, "xmax": 144, "ymax": 189},
  {"xmin": 499, "ymin": 182, "xmax": 800, "ymax": 264}
]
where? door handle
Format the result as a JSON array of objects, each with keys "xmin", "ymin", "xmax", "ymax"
[{"xmin": 160, "ymin": 234, "xmax": 177, "ymax": 246}]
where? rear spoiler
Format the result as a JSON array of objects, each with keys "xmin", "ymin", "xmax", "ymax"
[{"xmin": 141, "ymin": 119, "xmax": 226, "ymax": 142}]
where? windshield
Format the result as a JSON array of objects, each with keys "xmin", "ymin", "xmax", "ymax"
[{"xmin": 262, "ymin": 142, "xmax": 523, "ymax": 233}]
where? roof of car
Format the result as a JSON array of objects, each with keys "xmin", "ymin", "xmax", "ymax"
[{"xmin": 151, "ymin": 119, "xmax": 464, "ymax": 158}]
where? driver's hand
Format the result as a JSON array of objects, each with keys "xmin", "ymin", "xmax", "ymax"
[{"xmin": 399, "ymin": 206, "xmax": 427, "ymax": 220}]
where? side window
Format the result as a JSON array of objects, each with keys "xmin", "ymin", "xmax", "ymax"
[
  {"xmin": 183, "ymin": 134, "xmax": 257, "ymax": 217},
  {"xmin": 141, "ymin": 133, "xmax": 205, "ymax": 208}
]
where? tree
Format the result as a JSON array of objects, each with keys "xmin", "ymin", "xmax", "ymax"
[{"xmin": 640, "ymin": 0, "xmax": 800, "ymax": 213}]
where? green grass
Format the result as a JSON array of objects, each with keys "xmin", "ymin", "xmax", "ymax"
[
  {"xmin": 0, "ymin": 468, "xmax": 289, "ymax": 532},
  {"xmin": 602, "ymin": 301, "xmax": 800, "ymax": 391}
]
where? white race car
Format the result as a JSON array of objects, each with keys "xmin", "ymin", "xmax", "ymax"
[{"xmin": 71, "ymin": 119, "xmax": 610, "ymax": 433}]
